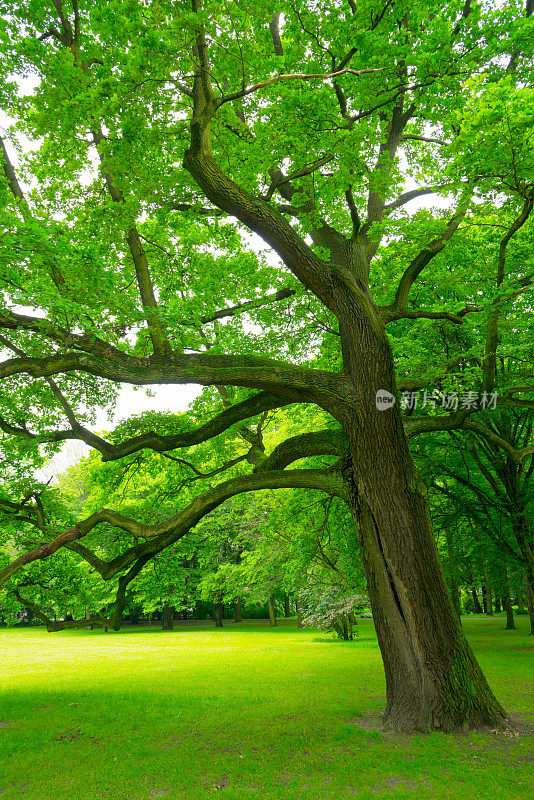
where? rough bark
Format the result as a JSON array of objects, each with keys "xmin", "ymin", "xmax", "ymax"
[
  {"xmin": 339, "ymin": 315, "xmax": 508, "ymax": 732},
  {"xmin": 445, "ymin": 526, "xmax": 462, "ymax": 621}
]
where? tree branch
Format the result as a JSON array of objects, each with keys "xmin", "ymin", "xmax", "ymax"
[
  {"xmin": 382, "ymin": 188, "xmax": 473, "ymax": 314},
  {"xmin": 461, "ymin": 420, "xmax": 530, "ymax": 464},
  {"xmin": 254, "ymin": 428, "xmax": 349, "ymax": 472},
  {"xmin": 482, "ymin": 196, "xmax": 534, "ymax": 393},
  {"xmin": 383, "ymin": 184, "xmax": 451, "ymax": 214},
  {"xmin": 0, "ymin": 135, "xmax": 66, "ymax": 291},
  {"xmin": 0, "ymin": 380, "xmax": 295, "ymax": 461},
  {"xmin": 219, "ymin": 67, "xmax": 383, "ymax": 106},
  {"xmin": 383, "ymin": 305, "xmax": 482, "ymax": 325},
  {"xmin": 13, "ymin": 588, "xmax": 111, "ymax": 632},
  {"xmin": 269, "ymin": 13, "xmax": 284, "ymax": 57},
  {"xmin": 92, "ymin": 128, "xmax": 171, "ymax": 356},
  {"xmin": 180, "ymin": 287, "xmax": 297, "ymax": 326},
  {"xmin": 0, "ymin": 336, "xmax": 345, "ymax": 405},
  {"xmin": 400, "ymin": 135, "xmax": 450, "ymax": 147},
  {"xmin": 262, "ymin": 155, "xmax": 335, "ymax": 201},
  {"xmin": 0, "ymin": 467, "xmax": 348, "ymax": 587}
]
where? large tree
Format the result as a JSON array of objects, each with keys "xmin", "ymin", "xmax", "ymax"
[{"xmin": 0, "ymin": 0, "xmax": 533, "ymax": 731}]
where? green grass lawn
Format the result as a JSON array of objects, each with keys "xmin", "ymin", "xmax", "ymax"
[{"xmin": 0, "ymin": 617, "xmax": 532, "ymax": 800}]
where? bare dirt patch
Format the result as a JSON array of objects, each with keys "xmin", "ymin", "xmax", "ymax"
[{"xmin": 55, "ymin": 727, "xmax": 85, "ymax": 742}]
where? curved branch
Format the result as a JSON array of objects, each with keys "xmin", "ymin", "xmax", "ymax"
[
  {"xmin": 383, "ymin": 305, "xmax": 482, "ymax": 325},
  {"xmin": 500, "ymin": 385, "xmax": 534, "ymax": 410},
  {"xmin": 254, "ymin": 428, "xmax": 349, "ymax": 473},
  {"xmin": 0, "ymin": 466, "xmax": 348, "ymax": 587},
  {"xmin": 0, "ymin": 347, "xmax": 345, "ymax": 405},
  {"xmin": 110, "ymin": 555, "xmax": 152, "ymax": 630},
  {"xmin": 0, "ymin": 508, "xmax": 153, "ymax": 586},
  {"xmin": 404, "ymin": 410, "xmax": 471, "ymax": 438},
  {"xmin": 183, "ymin": 10, "xmax": 340, "ymax": 312},
  {"xmin": 219, "ymin": 67, "xmax": 384, "ymax": 106},
  {"xmin": 383, "ymin": 184, "xmax": 452, "ymax": 214},
  {"xmin": 13, "ymin": 589, "xmax": 111, "ymax": 632},
  {"xmin": 0, "ymin": 390, "xmax": 293, "ymax": 461},
  {"xmin": 461, "ymin": 420, "xmax": 527, "ymax": 464},
  {"xmin": 382, "ymin": 188, "xmax": 473, "ymax": 315}
]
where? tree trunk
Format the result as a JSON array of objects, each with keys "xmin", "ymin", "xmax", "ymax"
[
  {"xmin": 494, "ymin": 597, "xmax": 501, "ymax": 614},
  {"xmin": 500, "ymin": 563, "xmax": 515, "ymax": 631},
  {"xmin": 162, "ymin": 604, "xmax": 174, "ymax": 631},
  {"xmin": 445, "ymin": 527, "xmax": 461, "ymax": 622},
  {"xmin": 516, "ymin": 588, "xmax": 525, "ymax": 614},
  {"xmin": 523, "ymin": 573, "xmax": 534, "ymax": 636},
  {"xmin": 213, "ymin": 600, "xmax": 224, "ymax": 628},
  {"xmin": 234, "ymin": 597, "xmax": 242, "ymax": 623},
  {"xmin": 471, "ymin": 587, "xmax": 483, "ymax": 614},
  {"xmin": 267, "ymin": 595, "xmax": 277, "ymax": 627},
  {"xmin": 284, "ymin": 594, "xmax": 291, "ymax": 618},
  {"xmin": 295, "ymin": 597, "xmax": 304, "ymax": 629},
  {"xmin": 85, "ymin": 608, "xmax": 94, "ymax": 631},
  {"xmin": 338, "ymin": 320, "xmax": 508, "ymax": 732},
  {"xmin": 482, "ymin": 561, "xmax": 493, "ymax": 616}
]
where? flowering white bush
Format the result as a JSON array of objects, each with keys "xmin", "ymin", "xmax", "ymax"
[{"xmin": 300, "ymin": 584, "xmax": 366, "ymax": 641}]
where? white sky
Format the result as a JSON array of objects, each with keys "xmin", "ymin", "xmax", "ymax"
[{"xmin": 39, "ymin": 383, "xmax": 200, "ymax": 481}]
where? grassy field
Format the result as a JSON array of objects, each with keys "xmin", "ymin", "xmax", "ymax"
[{"xmin": 0, "ymin": 617, "xmax": 532, "ymax": 800}]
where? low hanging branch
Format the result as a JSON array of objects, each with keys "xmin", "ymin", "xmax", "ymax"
[
  {"xmin": 13, "ymin": 588, "xmax": 111, "ymax": 633},
  {"xmin": 0, "ymin": 463, "xmax": 348, "ymax": 588}
]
